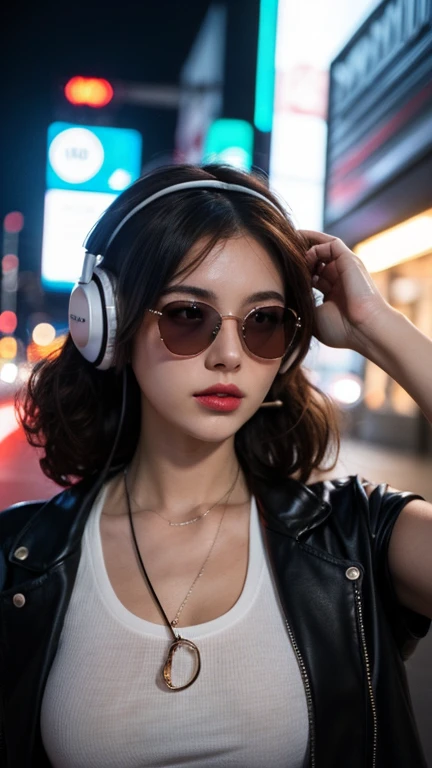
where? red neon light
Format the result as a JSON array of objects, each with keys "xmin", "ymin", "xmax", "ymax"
[
  {"xmin": 3, "ymin": 212, "xmax": 24, "ymax": 234},
  {"xmin": 2, "ymin": 255, "xmax": 19, "ymax": 273},
  {"xmin": 0, "ymin": 311, "xmax": 18, "ymax": 335},
  {"xmin": 64, "ymin": 76, "xmax": 114, "ymax": 107}
]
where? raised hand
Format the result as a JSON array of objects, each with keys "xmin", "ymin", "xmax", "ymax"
[{"xmin": 299, "ymin": 229, "xmax": 390, "ymax": 352}]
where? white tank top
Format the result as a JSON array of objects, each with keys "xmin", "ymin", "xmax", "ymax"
[{"xmin": 40, "ymin": 485, "xmax": 309, "ymax": 767}]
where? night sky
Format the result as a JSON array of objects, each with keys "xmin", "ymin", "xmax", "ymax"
[{"xmin": 2, "ymin": 0, "xmax": 212, "ymax": 274}]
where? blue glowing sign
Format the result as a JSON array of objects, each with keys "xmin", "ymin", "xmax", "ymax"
[
  {"xmin": 42, "ymin": 122, "xmax": 142, "ymax": 290},
  {"xmin": 46, "ymin": 122, "xmax": 142, "ymax": 193}
]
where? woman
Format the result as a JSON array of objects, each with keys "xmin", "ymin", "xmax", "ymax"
[{"xmin": 1, "ymin": 163, "xmax": 431, "ymax": 768}]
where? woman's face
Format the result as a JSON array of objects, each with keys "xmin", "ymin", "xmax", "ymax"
[{"xmin": 131, "ymin": 233, "xmax": 287, "ymax": 445}]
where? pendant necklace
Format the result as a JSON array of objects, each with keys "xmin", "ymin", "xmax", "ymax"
[{"xmin": 124, "ymin": 466, "xmax": 240, "ymax": 691}]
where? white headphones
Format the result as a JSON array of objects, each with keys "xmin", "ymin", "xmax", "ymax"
[{"xmin": 68, "ymin": 179, "xmax": 296, "ymax": 371}]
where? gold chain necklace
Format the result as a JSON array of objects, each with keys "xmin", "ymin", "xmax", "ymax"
[
  {"xmin": 124, "ymin": 466, "xmax": 240, "ymax": 691},
  {"xmin": 169, "ymin": 498, "xmax": 228, "ymax": 628},
  {"xmin": 128, "ymin": 471, "xmax": 239, "ymax": 527}
]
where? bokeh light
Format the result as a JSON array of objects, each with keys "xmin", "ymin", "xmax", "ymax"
[
  {"xmin": 2, "ymin": 254, "xmax": 19, "ymax": 273},
  {"xmin": 330, "ymin": 375, "xmax": 363, "ymax": 406},
  {"xmin": 0, "ymin": 363, "xmax": 18, "ymax": 384},
  {"xmin": 32, "ymin": 323, "xmax": 56, "ymax": 346},
  {"xmin": 3, "ymin": 212, "xmax": 24, "ymax": 234},
  {"xmin": 0, "ymin": 311, "xmax": 18, "ymax": 334},
  {"xmin": 65, "ymin": 76, "xmax": 114, "ymax": 107},
  {"xmin": 0, "ymin": 337, "xmax": 18, "ymax": 359},
  {"xmin": 27, "ymin": 334, "xmax": 66, "ymax": 363}
]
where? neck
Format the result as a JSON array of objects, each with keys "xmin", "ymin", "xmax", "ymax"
[{"xmin": 125, "ymin": 424, "xmax": 248, "ymax": 523}]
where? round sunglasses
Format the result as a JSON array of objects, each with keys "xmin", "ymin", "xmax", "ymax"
[{"xmin": 147, "ymin": 300, "xmax": 301, "ymax": 360}]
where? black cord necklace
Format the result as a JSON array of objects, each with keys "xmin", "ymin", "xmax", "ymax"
[{"xmin": 124, "ymin": 466, "xmax": 239, "ymax": 691}]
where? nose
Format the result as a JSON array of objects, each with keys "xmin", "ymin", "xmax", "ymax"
[{"xmin": 204, "ymin": 315, "xmax": 243, "ymax": 371}]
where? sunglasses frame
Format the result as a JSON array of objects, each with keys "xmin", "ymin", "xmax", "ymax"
[{"xmin": 147, "ymin": 301, "xmax": 302, "ymax": 361}]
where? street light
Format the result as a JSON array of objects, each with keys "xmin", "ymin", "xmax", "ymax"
[{"xmin": 64, "ymin": 76, "xmax": 114, "ymax": 108}]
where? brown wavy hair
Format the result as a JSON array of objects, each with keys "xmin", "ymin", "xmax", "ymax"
[{"xmin": 16, "ymin": 163, "xmax": 341, "ymax": 488}]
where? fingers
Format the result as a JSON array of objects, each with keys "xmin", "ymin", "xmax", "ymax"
[
  {"xmin": 298, "ymin": 229, "xmax": 347, "ymax": 260},
  {"xmin": 307, "ymin": 241, "xmax": 334, "ymax": 264},
  {"xmin": 304, "ymin": 241, "xmax": 338, "ymax": 285},
  {"xmin": 298, "ymin": 230, "xmax": 352, "ymax": 288},
  {"xmin": 298, "ymin": 229, "xmax": 337, "ymax": 244},
  {"xmin": 312, "ymin": 271, "xmax": 333, "ymax": 295}
]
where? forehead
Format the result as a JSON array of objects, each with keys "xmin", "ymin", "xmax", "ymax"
[{"xmin": 172, "ymin": 234, "xmax": 284, "ymax": 294}]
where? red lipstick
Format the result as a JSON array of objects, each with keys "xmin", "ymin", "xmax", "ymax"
[{"xmin": 193, "ymin": 383, "xmax": 244, "ymax": 412}]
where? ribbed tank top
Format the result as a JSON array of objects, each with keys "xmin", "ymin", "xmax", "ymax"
[{"xmin": 40, "ymin": 485, "xmax": 309, "ymax": 767}]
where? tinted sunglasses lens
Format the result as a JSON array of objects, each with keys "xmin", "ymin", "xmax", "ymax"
[
  {"xmin": 244, "ymin": 307, "xmax": 297, "ymax": 359},
  {"xmin": 158, "ymin": 301, "xmax": 220, "ymax": 355}
]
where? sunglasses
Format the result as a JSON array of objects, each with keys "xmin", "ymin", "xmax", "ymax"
[{"xmin": 147, "ymin": 300, "xmax": 301, "ymax": 360}]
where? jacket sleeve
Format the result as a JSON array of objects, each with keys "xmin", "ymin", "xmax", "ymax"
[{"xmin": 365, "ymin": 480, "xmax": 431, "ymax": 660}]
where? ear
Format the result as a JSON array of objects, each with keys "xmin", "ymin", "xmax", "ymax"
[{"xmin": 278, "ymin": 349, "xmax": 299, "ymax": 374}]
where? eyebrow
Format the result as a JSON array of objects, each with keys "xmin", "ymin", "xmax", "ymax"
[{"xmin": 161, "ymin": 285, "xmax": 285, "ymax": 304}]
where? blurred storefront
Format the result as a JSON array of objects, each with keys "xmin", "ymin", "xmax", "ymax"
[
  {"xmin": 324, "ymin": 0, "xmax": 432, "ymax": 453},
  {"xmin": 352, "ymin": 219, "xmax": 432, "ymax": 453},
  {"xmin": 268, "ymin": 0, "xmax": 384, "ymax": 430}
]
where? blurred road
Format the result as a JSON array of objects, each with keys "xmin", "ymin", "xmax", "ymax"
[
  {"xmin": 316, "ymin": 436, "xmax": 432, "ymax": 501},
  {"xmin": 1, "ymin": 406, "xmax": 431, "ymax": 763},
  {"xmin": 0, "ymin": 402, "xmax": 61, "ymax": 509}
]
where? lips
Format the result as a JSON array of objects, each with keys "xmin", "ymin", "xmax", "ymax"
[
  {"xmin": 193, "ymin": 384, "xmax": 244, "ymax": 413},
  {"xmin": 194, "ymin": 384, "xmax": 244, "ymax": 398}
]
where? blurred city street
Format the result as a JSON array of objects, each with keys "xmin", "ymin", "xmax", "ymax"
[
  {"xmin": 318, "ymin": 436, "xmax": 432, "ymax": 501},
  {"xmin": 0, "ymin": 402, "xmax": 61, "ymax": 509}
]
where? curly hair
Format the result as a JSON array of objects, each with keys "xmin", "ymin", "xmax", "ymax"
[{"xmin": 16, "ymin": 163, "xmax": 341, "ymax": 488}]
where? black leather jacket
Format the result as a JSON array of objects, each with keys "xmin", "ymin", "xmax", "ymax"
[{"xmin": 0, "ymin": 472, "xmax": 430, "ymax": 767}]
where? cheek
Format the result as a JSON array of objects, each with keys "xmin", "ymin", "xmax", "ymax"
[
  {"xmin": 253, "ymin": 362, "xmax": 281, "ymax": 398},
  {"xmin": 131, "ymin": 318, "xmax": 167, "ymax": 372},
  {"xmin": 131, "ymin": 329, "xmax": 194, "ymax": 405}
]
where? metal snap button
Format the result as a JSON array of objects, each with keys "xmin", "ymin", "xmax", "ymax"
[
  {"xmin": 14, "ymin": 546, "xmax": 29, "ymax": 561},
  {"xmin": 345, "ymin": 566, "xmax": 361, "ymax": 581},
  {"xmin": 12, "ymin": 593, "xmax": 26, "ymax": 608}
]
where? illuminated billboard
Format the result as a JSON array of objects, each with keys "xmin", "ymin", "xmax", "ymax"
[
  {"xmin": 324, "ymin": 0, "xmax": 432, "ymax": 242},
  {"xmin": 41, "ymin": 122, "xmax": 142, "ymax": 290},
  {"xmin": 269, "ymin": 0, "xmax": 381, "ymax": 229}
]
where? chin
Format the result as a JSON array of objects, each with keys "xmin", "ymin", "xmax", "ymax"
[
  {"xmin": 146, "ymin": 396, "xmax": 260, "ymax": 442},
  {"xmin": 177, "ymin": 422, "xmax": 237, "ymax": 444},
  {"xmin": 183, "ymin": 412, "xmax": 257, "ymax": 444}
]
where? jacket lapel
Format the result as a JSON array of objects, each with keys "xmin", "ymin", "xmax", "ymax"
[{"xmin": 253, "ymin": 475, "xmax": 332, "ymax": 539}]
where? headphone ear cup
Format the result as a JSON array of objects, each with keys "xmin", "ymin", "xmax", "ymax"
[
  {"xmin": 69, "ymin": 267, "xmax": 117, "ymax": 370},
  {"xmin": 278, "ymin": 349, "xmax": 299, "ymax": 375}
]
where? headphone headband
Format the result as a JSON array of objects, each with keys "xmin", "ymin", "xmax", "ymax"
[{"xmin": 84, "ymin": 179, "xmax": 281, "ymax": 262}]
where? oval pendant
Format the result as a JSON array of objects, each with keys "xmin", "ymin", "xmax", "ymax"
[{"xmin": 163, "ymin": 637, "xmax": 201, "ymax": 691}]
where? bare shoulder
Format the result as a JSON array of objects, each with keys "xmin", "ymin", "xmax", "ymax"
[{"xmin": 385, "ymin": 492, "xmax": 432, "ymax": 620}]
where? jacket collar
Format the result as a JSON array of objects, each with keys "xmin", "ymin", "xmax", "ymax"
[
  {"xmin": 254, "ymin": 475, "xmax": 331, "ymax": 538},
  {"xmin": 8, "ymin": 472, "xmax": 332, "ymax": 573}
]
